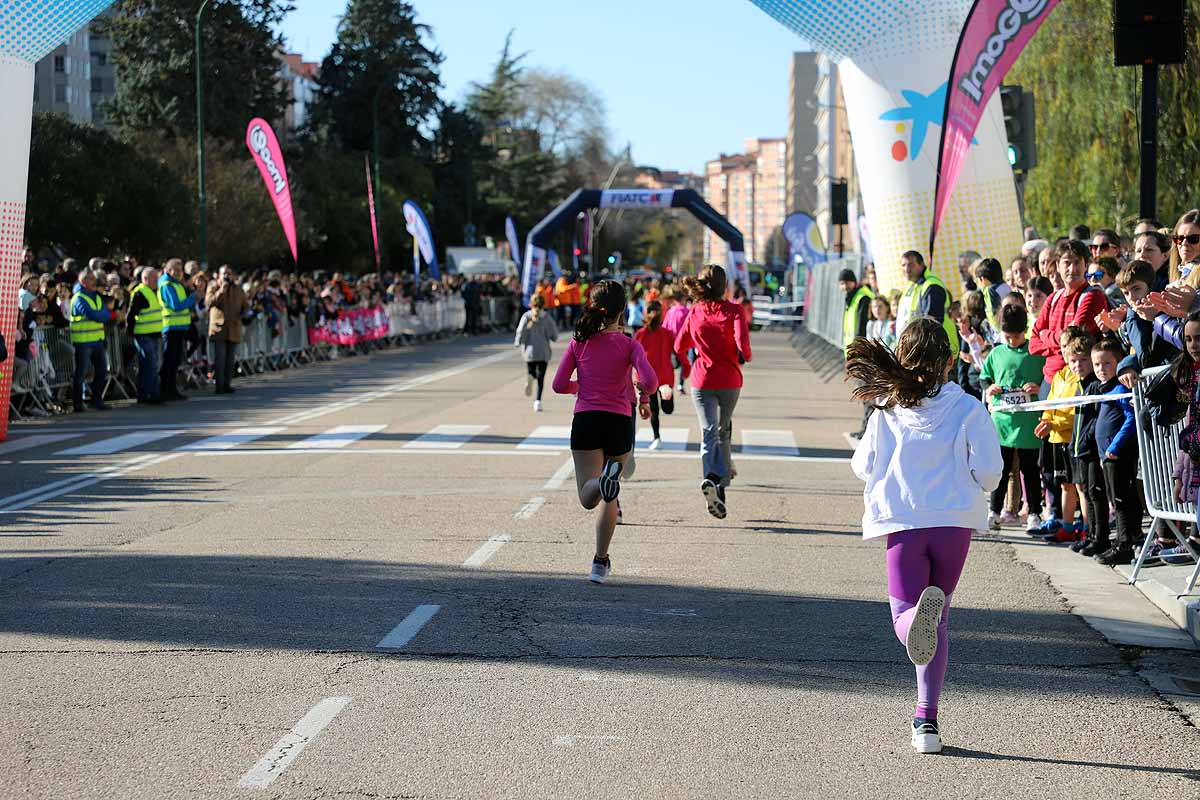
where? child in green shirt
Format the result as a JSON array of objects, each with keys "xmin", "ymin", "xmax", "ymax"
[{"xmin": 981, "ymin": 304, "xmax": 1047, "ymax": 532}]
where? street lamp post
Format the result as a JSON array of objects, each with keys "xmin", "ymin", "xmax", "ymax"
[{"xmin": 195, "ymin": 0, "xmax": 211, "ymax": 268}]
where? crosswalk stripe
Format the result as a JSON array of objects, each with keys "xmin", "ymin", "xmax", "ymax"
[
  {"xmin": 402, "ymin": 424, "xmax": 488, "ymax": 450},
  {"xmin": 287, "ymin": 424, "xmax": 388, "ymax": 450},
  {"xmin": 739, "ymin": 429, "xmax": 800, "ymax": 457},
  {"xmin": 517, "ymin": 425, "xmax": 572, "ymax": 450},
  {"xmin": 58, "ymin": 430, "xmax": 178, "ymax": 456},
  {"xmin": 636, "ymin": 426, "xmax": 689, "ymax": 451},
  {"xmin": 0, "ymin": 433, "xmax": 83, "ymax": 456},
  {"xmin": 179, "ymin": 427, "xmax": 286, "ymax": 451}
]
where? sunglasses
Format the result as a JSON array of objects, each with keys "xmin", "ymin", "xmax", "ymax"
[
  {"xmin": 1174, "ymin": 234, "xmax": 1200, "ymax": 245},
  {"xmin": 1085, "ymin": 271, "xmax": 1106, "ymax": 280},
  {"xmin": 1089, "ymin": 242, "xmax": 1114, "ymax": 251}
]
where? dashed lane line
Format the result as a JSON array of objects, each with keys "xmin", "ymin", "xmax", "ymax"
[
  {"xmin": 376, "ymin": 604, "xmax": 441, "ymax": 649},
  {"xmin": 463, "ymin": 533, "xmax": 511, "ymax": 569},
  {"xmin": 543, "ymin": 458, "xmax": 575, "ymax": 490},
  {"xmin": 237, "ymin": 697, "xmax": 351, "ymax": 789},
  {"xmin": 515, "ymin": 496, "xmax": 546, "ymax": 519}
]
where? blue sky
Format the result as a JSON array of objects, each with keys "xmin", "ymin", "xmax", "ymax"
[{"xmin": 279, "ymin": 0, "xmax": 808, "ymax": 174}]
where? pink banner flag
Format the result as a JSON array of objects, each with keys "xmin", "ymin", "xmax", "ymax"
[
  {"xmin": 366, "ymin": 155, "xmax": 380, "ymax": 270},
  {"xmin": 245, "ymin": 118, "xmax": 298, "ymax": 263},
  {"xmin": 930, "ymin": 0, "xmax": 1059, "ymax": 255}
]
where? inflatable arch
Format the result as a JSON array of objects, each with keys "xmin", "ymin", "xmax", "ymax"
[{"xmin": 521, "ymin": 189, "xmax": 748, "ymax": 305}]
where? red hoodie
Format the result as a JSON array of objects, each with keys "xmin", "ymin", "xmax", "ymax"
[
  {"xmin": 635, "ymin": 325, "xmax": 675, "ymax": 387},
  {"xmin": 673, "ymin": 300, "xmax": 752, "ymax": 389},
  {"xmin": 1029, "ymin": 283, "xmax": 1106, "ymax": 382}
]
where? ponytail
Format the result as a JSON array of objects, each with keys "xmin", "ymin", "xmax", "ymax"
[
  {"xmin": 644, "ymin": 299, "xmax": 664, "ymax": 331},
  {"xmin": 845, "ymin": 317, "xmax": 951, "ymax": 409},
  {"xmin": 682, "ymin": 264, "xmax": 727, "ymax": 303},
  {"xmin": 575, "ymin": 279, "xmax": 626, "ymax": 342}
]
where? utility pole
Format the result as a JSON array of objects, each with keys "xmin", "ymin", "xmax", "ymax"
[
  {"xmin": 1139, "ymin": 64, "xmax": 1159, "ymax": 219},
  {"xmin": 195, "ymin": 0, "xmax": 211, "ymax": 268}
]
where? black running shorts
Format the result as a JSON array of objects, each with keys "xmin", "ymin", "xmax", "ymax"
[{"xmin": 570, "ymin": 411, "xmax": 634, "ymax": 457}]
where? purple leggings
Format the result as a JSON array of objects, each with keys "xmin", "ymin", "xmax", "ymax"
[{"xmin": 886, "ymin": 527, "xmax": 972, "ymax": 720}]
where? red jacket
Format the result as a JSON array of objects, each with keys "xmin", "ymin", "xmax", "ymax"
[
  {"xmin": 673, "ymin": 300, "xmax": 752, "ymax": 389},
  {"xmin": 1030, "ymin": 284, "xmax": 1106, "ymax": 382},
  {"xmin": 635, "ymin": 325, "xmax": 675, "ymax": 388}
]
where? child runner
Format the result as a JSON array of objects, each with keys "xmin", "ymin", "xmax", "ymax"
[
  {"xmin": 515, "ymin": 293, "xmax": 558, "ymax": 412},
  {"xmin": 635, "ymin": 300, "xmax": 677, "ymax": 449},
  {"xmin": 673, "ymin": 265, "xmax": 752, "ymax": 519},
  {"xmin": 848, "ymin": 317, "xmax": 1002, "ymax": 754},
  {"xmin": 553, "ymin": 280, "xmax": 656, "ymax": 584}
]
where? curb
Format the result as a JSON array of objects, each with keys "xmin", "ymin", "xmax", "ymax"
[{"xmin": 1115, "ymin": 562, "xmax": 1200, "ymax": 646}]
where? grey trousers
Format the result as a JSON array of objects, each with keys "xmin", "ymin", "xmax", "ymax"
[
  {"xmin": 691, "ymin": 387, "xmax": 740, "ymax": 482},
  {"xmin": 211, "ymin": 337, "xmax": 238, "ymax": 391}
]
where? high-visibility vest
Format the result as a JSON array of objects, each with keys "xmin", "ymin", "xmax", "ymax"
[
  {"xmin": 70, "ymin": 292, "xmax": 106, "ymax": 344},
  {"xmin": 981, "ymin": 285, "xmax": 998, "ymax": 330},
  {"xmin": 899, "ymin": 271, "xmax": 959, "ymax": 353},
  {"xmin": 160, "ymin": 278, "xmax": 191, "ymax": 331},
  {"xmin": 842, "ymin": 285, "xmax": 875, "ymax": 351},
  {"xmin": 131, "ymin": 283, "xmax": 163, "ymax": 335}
]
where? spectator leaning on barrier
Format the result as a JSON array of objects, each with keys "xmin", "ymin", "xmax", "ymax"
[
  {"xmin": 206, "ymin": 265, "xmax": 250, "ymax": 395},
  {"xmin": 1029, "ymin": 239, "xmax": 1107, "ymax": 389},
  {"xmin": 895, "ymin": 250, "xmax": 958, "ymax": 354},
  {"xmin": 159, "ymin": 258, "xmax": 197, "ymax": 402},
  {"xmin": 127, "ymin": 267, "xmax": 163, "ymax": 405},
  {"xmin": 69, "ymin": 269, "xmax": 112, "ymax": 413}
]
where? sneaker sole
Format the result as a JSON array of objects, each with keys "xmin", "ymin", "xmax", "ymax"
[
  {"xmin": 911, "ymin": 733, "xmax": 943, "ymax": 754},
  {"xmin": 701, "ymin": 480, "xmax": 726, "ymax": 519},
  {"xmin": 906, "ymin": 586, "xmax": 945, "ymax": 666},
  {"xmin": 598, "ymin": 461, "xmax": 622, "ymax": 503}
]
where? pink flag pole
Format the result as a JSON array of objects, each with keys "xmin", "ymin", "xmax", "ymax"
[{"xmin": 365, "ymin": 155, "xmax": 381, "ymax": 270}]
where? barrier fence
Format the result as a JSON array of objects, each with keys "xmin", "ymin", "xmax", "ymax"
[
  {"xmin": 802, "ymin": 257, "xmax": 864, "ymax": 349},
  {"xmin": 8, "ymin": 296, "xmax": 511, "ymax": 419}
]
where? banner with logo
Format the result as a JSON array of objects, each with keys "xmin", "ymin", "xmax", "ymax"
[
  {"xmin": 599, "ymin": 189, "xmax": 675, "ymax": 209},
  {"xmin": 308, "ymin": 305, "xmax": 392, "ymax": 346},
  {"xmin": 748, "ymin": 0, "xmax": 1024, "ymax": 296},
  {"xmin": 365, "ymin": 156, "xmax": 380, "ymax": 270},
  {"xmin": 245, "ymin": 118, "xmax": 298, "ymax": 264},
  {"xmin": 547, "ymin": 248, "xmax": 563, "ymax": 280},
  {"xmin": 505, "ymin": 216, "xmax": 521, "ymax": 264},
  {"xmin": 402, "ymin": 200, "xmax": 439, "ymax": 281},
  {"xmin": 521, "ymin": 246, "xmax": 546, "ymax": 307},
  {"xmin": 931, "ymin": 0, "xmax": 1059, "ymax": 252},
  {"xmin": 781, "ymin": 212, "xmax": 829, "ymax": 265},
  {"xmin": 728, "ymin": 250, "xmax": 750, "ymax": 297}
]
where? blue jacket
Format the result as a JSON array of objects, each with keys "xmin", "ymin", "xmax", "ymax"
[
  {"xmin": 1093, "ymin": 377, "xmax": 1136, "ymax": 459},
  {"xmin": 70, "ymin": 284, "xmax": 113, "ymax": 324},
  {"xmin": 1118, "ymin": 312, "xmax": 1176, "ymax": 376},
  {"xmin": 160, "ymin": 276, "xmax": 197, "ymax": 311}
]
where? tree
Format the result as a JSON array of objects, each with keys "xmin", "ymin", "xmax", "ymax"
[
  {"xmin": 518, "ymin": 69, "xmax": 608, "ymax": 160},
  {"xmin": 636, "ymin": 217, "xmax": 685, "ymax": 267},
  {"xmin": 104, "ymin": 0, "xmax": 291, "ymax": 142}
]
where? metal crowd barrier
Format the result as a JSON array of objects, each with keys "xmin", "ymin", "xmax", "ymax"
[
  {"xmin": 1129, "ymin": 366, "xmax": 1200, "ymax": 593},
  {"xmin": 803, "ymin": 257, "xmax": 863, "ymax": 348}
]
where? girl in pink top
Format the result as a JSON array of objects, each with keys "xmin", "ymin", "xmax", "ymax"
[
  {"xmin": 662, "ymin": 285, "xmax": 692, "ymax": 393},
  {"xmin": 553, "ymin": 280, "xmax": 657, "ymax": 584}
]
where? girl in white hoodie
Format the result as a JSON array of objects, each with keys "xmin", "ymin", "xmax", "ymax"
[{"xmin": 847, "ymin": 317, "xmax": 1003, "ymax": 755}]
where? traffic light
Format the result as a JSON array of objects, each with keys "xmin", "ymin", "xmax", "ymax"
[
  {"xmin": 573, "ymin": 247, "xmax": 582, "ymax": 257},
  {"xmin": 607, "ymin": 254, "xmax": 616, "ymax": 265},
  {"xmin": 1000, "ymin": 85, "xmax": 1037, "ymax": 172}
]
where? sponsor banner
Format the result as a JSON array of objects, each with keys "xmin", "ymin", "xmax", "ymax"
[
  {"xmin": 728, "ymin": 250, "xmax": 750, "ymax": 296},
  {"xmin": 245, "ymin": 118, "xmax": 298, "ymax": 263},
  {"xmin": 505, "ymin": 216, "xmax": 521, "ymax": 264},
  {"xmin": 547, "ymin": 248, "xmax": 563, "ymax": 279},
  {"xmin": 599, "ymin": 189, "xmax": 675, "ymax": 209},
  {"xmin": 402, "ymin": 200, "xmax": 439, "ymax": 280},
  {"xmin": 781, "ymin": 212, "xmax": 829, "ymax": 265},
  {"xmin": 308, "ymin": 305, "xmax": 392, "ymax": 347},
  {"xmin": 521, "ymin": 244, "xmax": 546, "ymax": 306},
  {"xmin": 365, "ymin": 156, "xmax": 380, "ymax": 270},
  {"xmin": 932, "ymin": 0, "xmax": 1059, "ymax": 250}
]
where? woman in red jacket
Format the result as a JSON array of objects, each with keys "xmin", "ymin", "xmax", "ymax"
[
  {"xmin": 674, "ymin": 265, "xmax": 752, "ymax": 519},
  {"xmin": 634, "ymin": 300, "xmax": 676, "ymax": 449}
]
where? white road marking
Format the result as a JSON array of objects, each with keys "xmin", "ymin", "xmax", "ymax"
[
  {"xmin": 190, "ymin": 447, "xmax": 560, "ymax": 458},
  {"xmin": 0, "ymin": 433, "xmax": 83, "ymax": 455},
  {"xmin": 515, "ymin": 496, "xmax": 545, "ymax": 519},
  {"xmin": 739, "ymin": 429, "xmax": 800, "ymax": 457},
  {"xmin": 463, "ymin": 533, "xmax": 511, "ymax": 568},
  {"xmin": 518, "ymin": 425, "xmax": 571, "ymax": 450},
  {"xmin": 267, "ymin": 351, "xmax": 513, "ymax": 426},
  {"xmin": 0, "ymin": 452, "xmax": 182, "ymax": 513},
  {"xmin": 287, "ymin": 424, "xmax": 387, "ymax": 450},
  {"xmin": 376, "ymin": 604, "xmax": 441, "ymax": 649},
  {"xmin": 543, "ymin": 458, "xmax": 575, "ymax": 490},
  {"xmin": 179, "ymin": 427, "xmax": 286, "ymax": 451},
  {"xmin": 8, "ymin": 422, "xmax": 248, "ymax": 435},
  {"xmin": 237, "ymin": 696, "xmax": 351, "ymax": 789},
  {"xmin": 636, "ymin": 426, "xmax": 689, "ymax": 451},
  {"xmin": 58, "ymin": 430, "xmax": 178, "ymax": 456},
  {"xmin": 402, "ymin": 424, "xmax": 489, "ymax": 450}
]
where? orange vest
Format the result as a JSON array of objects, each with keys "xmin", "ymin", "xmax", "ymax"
[
  {"xmin": 537, "ymin": 285, "xmax": 557, "ymax": 308},
  {"xmin": 556, "ymin": 278, "xmax": 581, "ymax": 306}
]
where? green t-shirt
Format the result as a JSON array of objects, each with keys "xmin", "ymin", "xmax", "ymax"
[{"xmin": 980, "ymin": 340, "xmax": 1046, "ymax": 449}]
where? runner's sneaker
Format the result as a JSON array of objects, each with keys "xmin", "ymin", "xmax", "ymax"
[
  {"xmin": 598, "ymin": 460, "xmax": 622, "ymax": 503},
  {"xmin": 1137, "ymin": 540, "xmax": 1166, "ymax": 565},
  {"xmin": 911, "ymin": 718, "xmax": 942, "ymax": 754},
  {"xmin": 589, "ymin": 556, "xmax": 611, "ymax": 584},
  {"xmin": 1025, "ymin": 513, "xmax": 1042, "ymax": 534},
  {"xmin": 701, "ymin": 476, "xmax": 727, "ymax": 519},
  {"xmin": 525, "ymin": 375, "xmax": 533, "ymax": 397},
  {"xmin": 533, "ymin": 400, "xmax": 543, "ymax": 413},
  {"xmin": 648, "ymin": 438, "xmax": 662, "ymax": 450},
  {"xmin": 999, "ymin": 511, "xmax": 1019, "ymax": 526},
  {"xmin": 1161, "ymin": 544, "xmax": 1197, "ymax": 565},
  {"xmin": 987, "ymin": 512, "xmax": 1001, "ymax": 531},
  {"xmin": 905, "ymin": 586, "xmax": 945, "ymax": 666}
]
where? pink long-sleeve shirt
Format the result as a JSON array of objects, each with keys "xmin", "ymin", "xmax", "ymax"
[
  {"xmin": 673, "ymin": 300, "xmax": 751, "ymax": 390},
  {"xmin": 553, "ymin": 331, "xmax": 659, "ymax": 416}
]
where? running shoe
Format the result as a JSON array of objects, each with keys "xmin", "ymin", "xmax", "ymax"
[
  {"xmin": 1094, "ymin": 547, "xmax": 1135, "ymax": 566},
  {"xmin": 598, "ymin": 460, "xmax": 622, "ymax": 503},
  {"xmin": 1136, "ymin": 540, "xmax": 1166, "ymax": 565},
  {"xmin": 589, "ymin": 556, "xmax": 611, "ymax": 584},
  {"xmin": 905, "ymin": 586, "xmax": 945, "ymax": 666},
  {"xmin": 648, "ymin": 438, "xmax": 662, "ymax": 450},
  {"xmin": 525, "ymin": 375, "xmax": 533, "ymax": 397},
  {"xmin": 1048, "ymin": 526, "xmax": 1085, "ymax": 544},
  {"xmin": 1160, "ymin": 544, "xmax": 1197, "ymax": 565},
  {"xmin": 701, "ymin": 476, "xmax": 727, "ymax": 519},
  {"xmin": 987, "ymin": 512, "xmax": 1001, "ymax": 530},
  {"xmin": 998, "ymin": 511, "xmax": 1019, "ymax": 526},
  {"xmin": 533, "ymin": 400, "xmax": 543, "ymax": 413},
  {"xmin": 911, "ymin": 719, "xmax": 942, "ymax": 754},
  {"xmin": 1025, "ymin": 513, "xmax": 1042, "ymax": 533}
]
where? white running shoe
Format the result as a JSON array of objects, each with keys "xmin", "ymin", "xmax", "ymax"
[
  {"xmin": 598, "ymin": 460, "xmax": 622, "ymax": 502},
  {"xmin": 659, "ymin": 385, "xmax": 673, "ymax": 402},
  {"xmin": 987, "ymin": 512, "xmax": 1001, "ymax": 530},
  {"xmin": 1025, "ymin": 513, "xmax": 1041, "ymax": 533},
  {"xmin": 701, "ymin": 478, "xmax": 727, "ymax": 520},
  {"xmin": 648, "ymin": 437, "xmax": 662, "ymax": 450},
  {"xmin": 533, "ymin": 400, "xmax": 543, "ymax": 412},
  {"xmin": 524, "ymin": 375, "xmax": 533, "ymax": 397},
  {"xmin": 589, "ymin": 557, "xmax": 611, "ymax": 584},
  {"xmin": 905, "ymin": 586, "xmax": 945, "ymax": 666},
  {"xmin": 911, "ymin": 720, "xmax": 942, "ymax": 754}
]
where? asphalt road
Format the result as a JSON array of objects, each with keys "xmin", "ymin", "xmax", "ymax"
[{"xmin": 0, "ymin": 331, "xmax": 1196, "ymax": 799}]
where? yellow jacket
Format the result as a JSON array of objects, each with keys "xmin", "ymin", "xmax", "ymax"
[{"xmin": 1040, "ymin": 365, "xmax": 1081, "ymax": 444}]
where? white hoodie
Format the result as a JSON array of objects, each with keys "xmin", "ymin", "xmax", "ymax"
[{"xmin": 851, "ymin": 381, "xmax": 1003, "ymax": 539}]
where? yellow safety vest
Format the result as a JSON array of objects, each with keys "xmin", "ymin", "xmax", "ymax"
[
  {"xmin": 981, "ymin": 285, "xmax": 998, "ymax": 330},
  {"xmin": 131, "ymin": 283, "xmax": 163, "ymax": 335},
  {"xmin": 160, "ymin": 279, "xmax": 191, "ymax": 331},
  {"xmin": 70, "ymin": 292, "xmax": 106, "ymax": 344},
  {"xmin": 842, "ymin": 284, "xmax": 875, "ymax": 351},
  {"xmin": 903, "ymin": 272, "xmax": 959, "ymax": 353}
]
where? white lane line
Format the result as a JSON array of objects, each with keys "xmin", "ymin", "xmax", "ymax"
[
  {"xmin": 515, "ymin": 496, "xmax": 545, "ymax": 519},
  {"xmin": 190, "ymin": 447, "xmax": 561, "ymax": 458},
  {"xmin": 286, "ymin": 424, "xmax": 387, "ymax": 450},
  {"xmin": 463, "ymin": 533, "xmax": 511, "ymax": 569},
  {"xmin": 179, "ymin": 427, "xmax": 286, "ymax": 451},
  {"xmin": 518, "ymin": 425, "xmax": 571, "ymax": 450},
  {"xmin": 739, "ymin": 429, "xmax": 801, "ymax": 457},
  {"xmin": 0, "ymin": 433, "xmax": 83, "ymax": 455},
  {"xmin": 267, "ymin": 351, "xmax": 513, "ymax": 426},
  {"xmin": 636, "ymin": 426, "xmax": 689, "ymax": 451},
  {"xmin": 0, "ymin": 452, "xmax": 183, "ymax": 513},
  {"xmin": 543, "ymin": 458, "xmax": 575, "ymax": 490},
  {"xmin": 638, "ymin": 451, "xmax": 850, "ymax": 464},
  {"xmin": 237, "ymin": 696, "xmax": 351, "ymax": 789},
  {"xmin": 376, "ymin": 604, "xmax": 441, "ymax": 649},
  {"xmin": 9, "ymin": 422, "xmax": 248, "ymax": 435},
  {"xmin": 402, "ymin": 424, "xmax": 489, "ymax": 450},
  {"xmin": 58, "ymin": 430, "xmax": 179, "ymax": 456}
]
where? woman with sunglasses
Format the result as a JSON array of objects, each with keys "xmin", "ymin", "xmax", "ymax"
[{"xmin": 1148, "ymin": 212, "xmax": 1200, "ymax": 351}]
